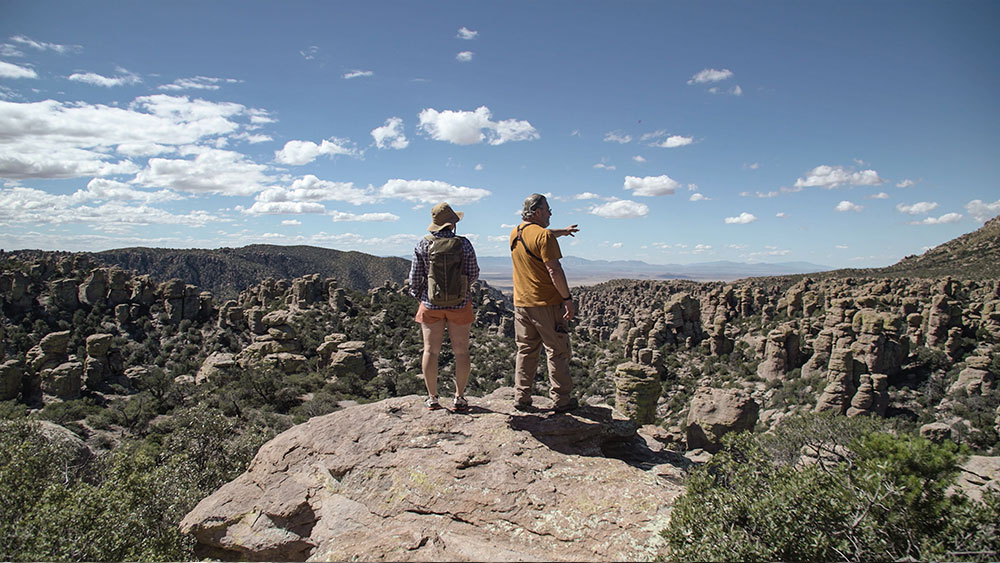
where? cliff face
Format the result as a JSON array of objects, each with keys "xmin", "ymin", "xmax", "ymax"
[{"xmin": 179, "ymin": 388, "xmax": 686, "ymax": 562}]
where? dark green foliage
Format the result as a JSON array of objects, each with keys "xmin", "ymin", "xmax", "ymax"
[
  {"xmin": 0, "ymin": 409, "xmax": 275, "ymax": 562},
  {"xmin": 0, "ymin": 400, "xmax": 28, "ymax": 419},
  {"xmin": 663, "ymin": 414, "xmax": 999, "ymax": 562},
  {"xmin": 38, "ymin": 398, "xmax": 101, "ymax": 429}
]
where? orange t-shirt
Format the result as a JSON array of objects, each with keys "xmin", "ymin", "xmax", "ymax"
[{"xmin": 509, "ymin": 222, "xmax": 563, "ymax": 307}]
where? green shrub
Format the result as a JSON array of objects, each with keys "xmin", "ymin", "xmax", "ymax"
[
  {"xmin": 0, "ymin": 409, "xmax": 275, "ymax": 562},
  {"xmin": 663, "ymin": 414, "xmax": 999, "ymax": 562}
]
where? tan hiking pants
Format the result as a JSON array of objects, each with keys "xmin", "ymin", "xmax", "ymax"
[{"xmin": 514, "ymin": 304, "xmax": 572, "ymax": 407}]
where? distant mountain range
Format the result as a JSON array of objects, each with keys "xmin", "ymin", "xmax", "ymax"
[
  {"xmin": 476, "ymin": 255, "xmax": 833, "ymax": 289},
  {"xmin": 20, "ymin": 215, "xmax": 992, "ymax": 300}
]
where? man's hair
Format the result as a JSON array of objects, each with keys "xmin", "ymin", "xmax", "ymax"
[{"xmin": 521, "ymin": 193, "xmax": 547, "ymax": 220}]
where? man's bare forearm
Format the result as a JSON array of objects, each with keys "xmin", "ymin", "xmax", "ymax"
[{"xmin": 544, "ymin": 259, "xmax": 572, "ymax": 299}]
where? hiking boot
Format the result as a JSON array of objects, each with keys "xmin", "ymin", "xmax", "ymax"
[
  {"xmin": 453, "ymin": 396, "xmax": 469, "ymax": 412},
  {"xmin": 425, "ymin": 396, "xmax": 442, "ymax": 410},
  {"xmin": 513, "ymin": 400, "xmax": 535, "ymax": 413},
  {"xmin": 552, "ymin": 397, "xmax": 579, "ymax": 413}
]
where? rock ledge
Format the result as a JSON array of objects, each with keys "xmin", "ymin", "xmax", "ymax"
[{"xmin": 180, "ymin": 388, "xmax": 686, "ymax": 562}]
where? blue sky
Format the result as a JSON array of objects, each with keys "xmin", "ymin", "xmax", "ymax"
[{"xmin": 1, "ymin": 0, "xmax": 998, "ymax": 268}]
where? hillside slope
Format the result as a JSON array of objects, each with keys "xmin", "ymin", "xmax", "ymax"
[
  {"xmin": 810, "ymin": 216, "xmax": 1000, "ymax": 281},
  {"xmin": 880, "ymin": 215, "xmax": 1000, "ymax": 279},
  {"xmin": 94, "ymin": 245, "xmax": 411, "ymax": 299}
]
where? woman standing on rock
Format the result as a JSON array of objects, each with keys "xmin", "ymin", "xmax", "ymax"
[{"xmin": 408, "ymin": 202, "xmax": 480, "ymax": 412}]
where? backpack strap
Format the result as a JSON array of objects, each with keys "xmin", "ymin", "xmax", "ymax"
[{"xmin": 510, "ymin": 223, "xmax": 544, "ymax": 263}]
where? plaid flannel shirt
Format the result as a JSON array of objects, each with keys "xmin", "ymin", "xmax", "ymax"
[{"xmin": 409, "ymin": 230, "xmax": 480, "ymax": 309}]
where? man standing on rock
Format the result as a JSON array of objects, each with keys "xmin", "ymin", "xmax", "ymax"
[{"xmin": 509, "ymin": 193, "xmax": 580, "ymax": 412}]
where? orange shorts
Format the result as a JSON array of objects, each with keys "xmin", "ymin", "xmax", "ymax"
[{"xmin": 414, "ymin": 302, "xmax": 474, "ymax": 326}]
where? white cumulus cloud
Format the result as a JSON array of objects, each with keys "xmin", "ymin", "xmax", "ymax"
[
  {"xmin": 795, "ymin": 165, "xmax": 885, "ymax": 189},
  {"xmin": 254, "ymin": 175, "xmax": 377, "ymax": 208},
  {"xmin": 418, "ymin": 106, "xmax": 538, "ymax": 146},
  {"xmin": 159, "ymin": 76, "xmax": 241, "ymax": 91},
  {"xmin": 689, "ymin": 193, "xmax": 709, "ymax": 201},
  {"xmin": 68, "ymin": 68, "xmax": 142, "ymax": 87},
  {"xmin": 624, "ymin": 174, "xmax": 680, "ymax": 197},
  {"xmin": 897, "ymin": 179, "xmax": 916, "ymax": 188},
  {"xmin": 589, "ymin": 199, "xmax": 649, "ymax": 219},
  {"xmin": 708, "ymin": 85, "xmax": 743, "ymax": 96},
  {"xmin": 377, "ymin": 179, "xmax": 490, "ymax": 205},
  {"xmin": 896, "ymin": 201, "xmax": 939, "ymax": 215},
  {"xmin": 456, "ymin": 51, "xmax": 474, "ymax": 62},
  {"xmin": 330, "ymin": 210, "xmax": 399, "ymax": 222},
  {"xmin": 0, "ymin": 95, "xmax": 263, "ymax": 181},
  {"xmin": 10, "ymin": 35, "xmax": 81, "ymax": 54},
  {"xmin": 915, "ymin": 213, "xmax": 963, "ymax": 225},
  {"xmin": 371, "ymin": 117, "xmax": 409, "ymax": 150},
  {"xmin": 77, "ymin": 178, "xmax": 181, "ymax": 204},
  {"xmin": 245, "ymin": 201, "xmax": 327, "ymax": 215},
  {"xmin": 965, "ymin": 199, "xmax": 1000, "ymax": 222},
  {"xmin": 0, "ymin": 186, "xmax": 221, "ymax": 230},
  {"xmin": 688, "ymin": 68, "xmax": 733, "ymax": 84},
  {"xmin": 642, "ymin": 130, "xmax": 694, "ymax": 148},
  {"xmin": 656, "ymin": 135, "xmax": 693, "ymax": 148},
  {"xmin": 343, "ymin": 70, "xmax": 374, "ymax": 79},
  {"xmin": 604, "ymin": 131, "xmax": 632, "ymax": 144},
  {"xmin": 275, "ymin": 137, "xmax": 359, "ymax": 165},
  {"xmin": 457, "ymin": 27, "xmax": 478, "ymax": 40},
  {"xmin": 835, "ymin": 200, "xmax": 864, "ymax": 212},
  {"xmin": 724, "ymin": 212, "xmax": 757, "ymax": 224},
  {"xmin": 135, "ymin": 146, "xmax": 274, "ymax": 196},
  {"xmin": 0, "ymin": 61, "xmax": 37, "ymax": 79}
]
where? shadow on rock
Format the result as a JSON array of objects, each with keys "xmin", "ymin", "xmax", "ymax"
[{"xmin": 509, "ymin": 403, "xmax": 686, "ymax": 470}]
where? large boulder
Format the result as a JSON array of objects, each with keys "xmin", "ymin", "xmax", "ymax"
[
  {"xmin": 40, "ymin": 361, "xmax": 83, "ymax": 400},
  {"xmin": 179, "ymin": 388, "xmax": 685, "ymax": 562},
  {"xmin": 197, "ymin": 353, "xmax": 237, "ymax": 385},
  {"xmin": 954, "ymin": 455, "xmax": 1000, "ymax": 503},
  {"xmin": 686, "ymin": 387, "xmax": 759, "ymax": 453},
  {"xmin": 325, "ymin": 341, "xmax": 371, "ymax": 378},
  {"xmin": 26, "ymin": 330, "xmax": 71, "ymax": 374},
  {"xmin": 948, "ymin": 356, "xmax": 995, "ymax": 396}
]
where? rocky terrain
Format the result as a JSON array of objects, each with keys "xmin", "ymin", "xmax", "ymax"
[
  {"xmin": 575, "ymin": 273, "xmax": 999, "ymax": 450},
  {"xmin": 2, "ymin": 218, "xmax": 999, "ymax": 561},
  {"xmin": 180, "ymin": 389, "xmax": 687, "ymax": 562},
  {"xmin": 6, "ymin": 244, "xmax": 413, "ymax": 301}
]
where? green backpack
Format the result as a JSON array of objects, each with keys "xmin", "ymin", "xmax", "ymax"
[{"xmin": 424, "ymin": 235, "xmax": 469, "ymax": 307}]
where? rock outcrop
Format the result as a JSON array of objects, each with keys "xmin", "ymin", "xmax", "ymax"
[
  {"xmin": 757, "ymin": 323, "xmax": 802, "ymax": 381},
  {"xmin": 685, "ymin": 387, "xmax": 759, "ymax": 453},
  {"xmin": 613, "ymin": 362, "xmax": 661, "ymax": 425},
  {"xmin": 180, "ymin": 388, "xmax": 685, "ymax": 562}
]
